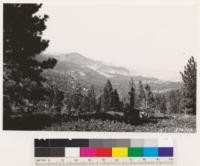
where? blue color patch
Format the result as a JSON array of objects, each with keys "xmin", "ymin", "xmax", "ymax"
[{"xmin": 143, "ymin": 147, "xmax": 158, "ymax": 157}]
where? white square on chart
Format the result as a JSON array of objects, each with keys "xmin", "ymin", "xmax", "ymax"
[
  {"xmin": 158, "ymin": 139, "xmax": 174, "ymax": 147},
  {"xmin": 65, "ymin": 148, "xmax": 80, "ymax": 157}
]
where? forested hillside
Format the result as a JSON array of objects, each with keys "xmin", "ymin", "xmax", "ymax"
[{"xmin": 3, "ymin": 4, "xmax": 196, "ymax": 132}]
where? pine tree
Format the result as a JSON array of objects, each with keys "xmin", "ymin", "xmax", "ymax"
[
  {"xmin": 110, "ymin": 89, "xmax": 120, "ymax": 112},
  {"xmin": 101, "ymin": 80, "xmax": 113, "ymax": 112},
  {"xmin": 125, "ymin": 78, "xmax": 139, "ymax": 122},
  {"xmin": 87, "ymin": 85, "xmax": 96, "ymax": 112},
  {"xmin": 180, "ymin": 56, "xmax": 197, "ymax": 115},
  {"xmin": 3, "ymin": 4, "xmax": 57, "ymax": 114},
  {"xmin": 144, "ymin": 84, "xmax": 154, "ymax": 109},
  {"xmin": 137, "ymin": 81, "xmax": 145, "ymax": 108},
  {"xmin": 128, "ymin": 78, "xmax": 136, "ymax": 112}
]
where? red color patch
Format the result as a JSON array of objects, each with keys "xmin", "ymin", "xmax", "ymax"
[{"xmin": 96, "ymin": 147, "xmax": 112, "ymax": 157}]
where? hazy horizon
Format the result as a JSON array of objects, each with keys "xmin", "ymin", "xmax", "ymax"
[{"xmin": 38, "ymin": 1, "xmax": 197, "ymax": 81}]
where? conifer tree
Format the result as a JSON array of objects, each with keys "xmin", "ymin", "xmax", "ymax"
[
  {"xmin": 180, "ymin": 56, "xmax": 197, "ymax": 114},
  {"xmin": 87, "ymin": 85, "xmax": 96, "ymax": 112},
  {"xmin": 110, "ymin": 89, "xmax": 120, "ymax": 112},
  {"xmin": 125, "ymin": 78, "xmax": 139, "ymax": 122},
  {"xmin": 144, "ymin": 84, "xmax": 154, "ymax": 109},
  {"xmin": 101, "ymin": 80, "xmax": 113, "ymax": 112},
  {"xmin": 128, "ymin": 78, "xmax": 136, "ymax": 112},
  {"xmin": 3, "ymin": 4, "xmax": 57, "ymax": 114},
  {"xmin": 137, "ymin": 80, "xmax": 145, "ymax": 108}
]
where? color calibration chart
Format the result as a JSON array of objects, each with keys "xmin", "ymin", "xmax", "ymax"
[{"xmin": 34, "ymin": 139, "xmax": 175, "ymax": 166}]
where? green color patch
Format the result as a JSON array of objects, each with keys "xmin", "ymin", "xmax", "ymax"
[{"xmin": 128, "ymin": 147, "xmax": 143, "ymax": 157}]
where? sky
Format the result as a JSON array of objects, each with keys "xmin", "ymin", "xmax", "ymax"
[{"xmin": 38, "ymin": 1, "xmax": 198, "ymax": 81}]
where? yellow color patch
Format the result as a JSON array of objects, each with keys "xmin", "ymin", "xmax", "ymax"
[{"xmin": 112, "ymin": 147, "xmax": 128, "ymax": 157}]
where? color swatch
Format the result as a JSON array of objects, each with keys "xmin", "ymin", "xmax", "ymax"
[
  {"xmin": 128, "ymin": 147, "xmax": 143, "ymax": 157},
  {"xmin": 143, "ymin": 147, "xmax": 158, "ymax": 157},
  {"xmin": 35, "ymin": 139, "xmax": 174, "ymax": 158},
  {"xmin": 112, "ymin": 147, "xmax": 128, "ymax": 157}
]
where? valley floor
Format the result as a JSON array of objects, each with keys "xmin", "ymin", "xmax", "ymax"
[{"xmin": 44, "ymin": 114, "xmax": 196, "ymax": 133}]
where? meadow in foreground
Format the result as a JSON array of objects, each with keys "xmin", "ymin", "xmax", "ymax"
[{"xmin": 44, "ymin": 114, "xmax": 196, "ymax": 133}]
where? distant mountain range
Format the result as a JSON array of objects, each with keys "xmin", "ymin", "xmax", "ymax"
[{"xmin": 39, "ymin": 52, "xmax": 182, "ymax": 96}]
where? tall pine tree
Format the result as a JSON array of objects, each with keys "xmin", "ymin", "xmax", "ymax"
[
  {"xmin": 3, "ymin": 4, "xmax": 57, "ymax": 115},
  {"xmin": 137, "ymin": 80, "xmax": 145, "ymax": 108},
  {"xmin": 110, "ymin": 89, "xmax": 120, "ymax": 112},
  {"xmin": 125, "ymin": 78, "xmax": 139, "ymax": 122},
  {"xmin": 129, "ymin": 78, "xmax": 136, "ymax": 112},
  {"xmin": 180, "ymin": 56, "xmax": 197, "ymax": 115},
  {"xmin": 87, "ymin": 85, "xmax": 96, "ymax": 112},
  {"xmin": 100, "ymin": 80, "xmax": 113, "ymax": 112}
]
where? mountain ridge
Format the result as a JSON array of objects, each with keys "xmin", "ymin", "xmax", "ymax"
[
  {"xmin": 41, "ymin": 52, "xmax": 157, "ymax": 79},
  {"xmin": 40, "ymin": 52, "xmax": 182, "ymax": 96}
]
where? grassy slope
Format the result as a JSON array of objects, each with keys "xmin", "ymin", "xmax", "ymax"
[{"xmin": 44, "ymin": 114, "xmax": 196, "ymax": 133}]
